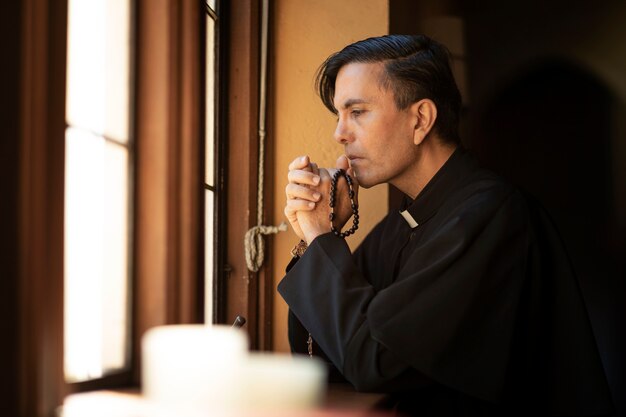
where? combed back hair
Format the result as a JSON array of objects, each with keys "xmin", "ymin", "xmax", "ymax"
[{"xmin": 315, "ymin": 34, "xmax": 462, "ymax": 144}]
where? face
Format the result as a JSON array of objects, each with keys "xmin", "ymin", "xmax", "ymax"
[{"xmin": 333, "ymin": 62, "xmax": 419, "ymax": 189}]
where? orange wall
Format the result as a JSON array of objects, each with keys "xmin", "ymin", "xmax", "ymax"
[{"xmin": 270, "ymin": 0, "xmax": 389, "ymax": 352}]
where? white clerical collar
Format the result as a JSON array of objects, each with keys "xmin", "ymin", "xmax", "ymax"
[{"xmin": 400, "ymin": 209, "xmax": 419, "ymax": 228}]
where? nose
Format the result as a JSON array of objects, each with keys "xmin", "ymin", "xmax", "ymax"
[{"xmin": 333, "ymin": 118, "xmax": 353, "ymax": 144}]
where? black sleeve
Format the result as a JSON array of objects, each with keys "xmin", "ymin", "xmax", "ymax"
[
  {"xmin": 277, "ymin": 190, "xmax": 528, "ymax": 398},
  {"xmin": 279, "ymin": 230, "xmax": 439, "ymax": 393}
]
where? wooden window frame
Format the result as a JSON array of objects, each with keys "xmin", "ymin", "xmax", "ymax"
[
  {"xmin": 133, "ymin": 0, "xmax": 276, "ymax": 376},
  {"xmin": 133, "ymin": 0, "xmax": 275, "ymax": 377},
  {"xmin": 10, "ymin": 0, "xmax": 69, "ymax": 415},
  {"xmin": 133, "ymin": 0, "xmax": 206, "ymax": 383},
  {"xmin": 222, "ymin": 0, "xmax": 275, "ymax": 351}
]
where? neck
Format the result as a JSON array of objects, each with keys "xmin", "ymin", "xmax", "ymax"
[{"xmin": 392, "ymin": 139, "xmax": 457, "ymax": 200}]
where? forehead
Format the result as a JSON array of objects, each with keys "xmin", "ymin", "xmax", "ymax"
[{"xmin": 333, "ymin": 62, "xmax": 390, "ymax": 108}]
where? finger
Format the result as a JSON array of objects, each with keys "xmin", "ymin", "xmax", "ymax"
[
  {"xmin": 318, "ymin": 167, "xmax": 332, "ymax": 182},
  {"xmin": 336, "ymin": 155, "xmax": 359, "ymax": 187},
  {"xmin": 336, "ymin": 155, "xmax": 350, "ymax": 171},
  {"xmin": 288, "ymin": 155, "xmax": 310, "ymax": 171},
  {"xmin": 286, "ymin": 183, "xmax": 322, "ymax": 202},
  {"xmin": 285, "ymin": 198, "xmax": 316, "ymax": 213},
  {"xmin": 310, "ymin": 162, "xmax": 320, "ymax": 177},
  {"xmin": 287, "ymin": 169, "xmax": 321, "ymax": 186},
  {"xmin": 346, "ymin": 167, "xmax": 359, "ymax": 189}
]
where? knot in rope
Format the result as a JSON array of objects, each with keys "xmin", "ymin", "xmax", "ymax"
[{"xmin": 244, "ymin": 222, "xmax": 288, "ymax": 272}]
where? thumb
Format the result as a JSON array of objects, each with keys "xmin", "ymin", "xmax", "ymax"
[
  {"xmin": 336, "ymin": 155, "xmax": 350, "ymax": 171},
  {"xmin": 347, "ymin": 166, "xmax": 359, "ymax": 191},
  {"xmin": 337, "ymin": 155, "xmax": 359, "ymax": 189}
]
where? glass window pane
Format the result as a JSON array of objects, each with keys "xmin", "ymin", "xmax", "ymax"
[
  {"xmin": 205, "ymin": 16, "xmax": 215, "ymax": 186},
  {"xmin": 66, "ymin": 0, "xmax": 130, "ymax": 142},
  {"xmin": 102, "ymin": 139, "xmax": 131, "ymax": 372},
  {"xmin": 204, "ymin": 190, "xmax": 215, "ymax": 324},
  {"xmin": 64, "ymin": 127, "xmax": 130, "ymax": 382}
]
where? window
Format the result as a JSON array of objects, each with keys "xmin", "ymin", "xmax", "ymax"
[
  {"xmin": 9, "ymin": 0, "xmax": 266, "ymax": 413},
  {"xmin": 64, "ymin": 0, "xmax": 133, "ymax": 383},
  {"xmin": 63, "ymin": 0, "xmax": 263, "ymax": 385}
]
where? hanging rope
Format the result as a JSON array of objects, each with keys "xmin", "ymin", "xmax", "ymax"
[
  {"xmin": 244, "ymin": 222, "xmax": 288, "ymax": 272},
  {"xmin": 244, "ymin": 0, "xmax": 287, "ymax": 272}
]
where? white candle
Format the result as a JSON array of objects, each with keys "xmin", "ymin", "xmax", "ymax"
[
  {"xmin": 141, "ymin": 324, "xmax": 248, "ymax": 412},
  {"xmin": 240, "ymin": 352, "xmax": 327, "ymax": 411}
]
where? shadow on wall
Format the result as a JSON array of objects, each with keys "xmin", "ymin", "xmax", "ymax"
[{"xmin": 471, "ymin": 60, "xmax": 625, "ymax": 416}]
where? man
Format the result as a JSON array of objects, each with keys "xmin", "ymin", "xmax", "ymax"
[{"xmin": 278, "ymin": 35, "xmax": 613, "ymax": 415}]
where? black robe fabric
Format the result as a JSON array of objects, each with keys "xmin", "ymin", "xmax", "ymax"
[{"xmin": 278, "ymin": 148, "xmax": 613, "ymax": 416}]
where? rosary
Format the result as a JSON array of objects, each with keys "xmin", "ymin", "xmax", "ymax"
[
  {"xmin": 329, "ymin": 169, "xmax": 359, "ymax": 238},
  {"xmin": 307, "ymin": 168, "xmax": 359, "ymax": 358}
]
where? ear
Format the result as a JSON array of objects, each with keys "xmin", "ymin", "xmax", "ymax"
[{"xmin": 410, "ymin": 99, "xmax": 437, "ymax": 146}]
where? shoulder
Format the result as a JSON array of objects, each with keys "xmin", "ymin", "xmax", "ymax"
[
  {"xmin": 430, "ymin": 147, "xmax": 526, "ymax": 219},
  {"xmin": 438, "ymin": 169, "xmax": 531, "ymax": 236}
]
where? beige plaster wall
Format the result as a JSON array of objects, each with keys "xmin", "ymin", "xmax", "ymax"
[{"xmin": 270, "ymin": 0, "xmax": 389, "ymax": 352}]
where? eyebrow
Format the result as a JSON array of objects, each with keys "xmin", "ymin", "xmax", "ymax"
[{"xmin": 337, "ymin": 98, "xmax": 370, "ymax": 110}]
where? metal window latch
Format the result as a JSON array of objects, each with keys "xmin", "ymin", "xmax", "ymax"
[{"xmin": 231, "ymin": 315, "xmax": 246, "ymax": 328}]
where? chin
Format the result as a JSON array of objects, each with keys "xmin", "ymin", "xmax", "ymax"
[
  {"xmin": 352, "ymin": 170, "xmax": 384, "ymax": 189},
  {"xmin": 354, "ymin": 175, "xmax": 377, "ymax": 189}
]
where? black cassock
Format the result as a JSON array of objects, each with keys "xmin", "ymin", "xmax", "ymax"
[{"xmin": 278, "ymin": 148, "xmax": 613, "ymax": 416}]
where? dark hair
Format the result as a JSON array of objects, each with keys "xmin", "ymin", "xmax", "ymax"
[{"xmin": 315, "ymin": 34, "xmax": 462, "ymax": 144}]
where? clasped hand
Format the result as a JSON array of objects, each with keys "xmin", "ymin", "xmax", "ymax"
[{"xmin": 284, "ymin": 155, "xmax": 359, "ymax": 244}]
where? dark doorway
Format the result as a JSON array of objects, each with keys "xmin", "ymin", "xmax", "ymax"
[{"xmin": 472, "ymin": 61, "xmax": 625, "ymax": 415}]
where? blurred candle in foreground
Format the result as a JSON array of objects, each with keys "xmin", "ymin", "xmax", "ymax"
[
  {"xmin": 142, "ymin": 325, "xmax": 248, "ymax": 412},
  {"xmin": 141, "ymin": 324, "xmax": 327, "ymax": 414},
  {"xmin": 240, "ymin": 352, "xmax": 327, "ymax": 410}
]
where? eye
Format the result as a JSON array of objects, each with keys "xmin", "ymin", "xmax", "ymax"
[{"xmin": 351, "ymin": 109, "xmax": 364, "ymax": 117}]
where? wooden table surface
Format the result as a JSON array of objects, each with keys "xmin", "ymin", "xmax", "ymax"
[{"xmin": 61, "ymin": 384, "xmax": 391, "ymax": 417}]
